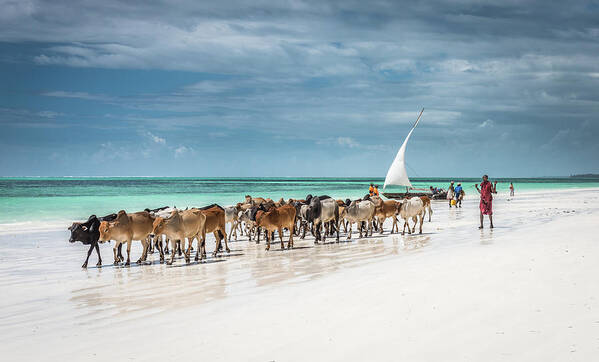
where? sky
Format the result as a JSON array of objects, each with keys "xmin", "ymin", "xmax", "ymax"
[{"xmin": 1, "ymin": 0, "xmax": 598, "ymax": 177}]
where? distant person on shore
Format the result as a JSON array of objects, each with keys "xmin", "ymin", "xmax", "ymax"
[
  {"xmin": 369, "ymin": 183, "xmax": 374, "ymax": 196},
  {"xmin": 475, "ymin": 175, "xmax": 497, "ymax": 229},
  {"xmin": 374, "ymin": 185, "xmax": 380, "ymax": 196},
  {"xmin": 447, "ymin": 181, "xmax": 455, "ymax": 207},
  {"xmin": 509, "ymin": 182, "xmax": 515, "ymax": 197},
  {"xmin": 454, "ymin": 183, "xmax": 463, "ymax": 207}
]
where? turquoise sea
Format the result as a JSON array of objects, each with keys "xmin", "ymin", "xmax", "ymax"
[{"xmin": 1, "ymin": 176, "xmax": 598, "ymax": 227}]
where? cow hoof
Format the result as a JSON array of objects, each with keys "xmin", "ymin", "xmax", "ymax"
[
  {"xmin": 96, "ymin": 262, "xmax": 102, "ymax": 267},
  {"xmin": 194, "ymin": 256, "xmax": 199, "ymax": 262},
  {"xmin": 166, "ymin": 261, "xmax": 172, "ymax": 266},
  {"xmin": 226, "ymin": 248, "xmax": 231, "ymax": 253},
  {"xmin": 82, "ymin": 263, "xmax": 88, "ymax": 268},
  {"xmin": 124, "ymin": 261, "xmax": 130, "ymax": 266},
  {"xmin": 113, "ymin": 261, "xmax": 119, "ymax": 266},
  {"xmin": 136, "ymin": 259, "xmax": 142, "ymax": 264},
  {"xmin": 160, "ymin": 259, "xmax": 164, "ymax": 264},
  {"xmin": 185, "ymin": 258, "xmax": 190, "ymax": 264},
  {"xmin": 212, "ymin": 252, "xmax": 217, "ymax": 258}
]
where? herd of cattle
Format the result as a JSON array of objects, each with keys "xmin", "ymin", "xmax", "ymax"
[{"xmin": 68, "ymin": 194, "xmax": 433, "ymax": 268}]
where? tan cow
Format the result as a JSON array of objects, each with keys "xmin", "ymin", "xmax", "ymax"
[
  {"xmin": 245, "ymin": 195, "xmax": 267, "ymax": 206},
  {"xmin": 372, "ymin": 198, "xmax": 401, "ymax": 234},
  {"xmin": 152, "ymin": 209, "xmax": 206, "ymax": 265},
  {"xmin": 98, "ymin": 210, "xmax": 154, "ymax": 266},
  {"xmin": 195, "ymin": 205, "xmax": 229, "ymax": 260},
  {"xmin": 255, "ymin": 204, "xmax": 296, "ymax": 251}
]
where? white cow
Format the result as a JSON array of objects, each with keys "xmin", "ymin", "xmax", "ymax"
[
  {"xmin": 224, "ymin": 206, "xmax": 242, "ymax": 240},
  {"xmin": 344, "ymin": 200, "xmax": 375, "ymax": 239},
  {"xmin": 399, "ymin": 198, "xmax": 425, "ymax": 235}
]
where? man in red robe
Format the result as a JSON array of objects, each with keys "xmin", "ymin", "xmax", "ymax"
[{"xmin": 475, "ymin": 174, "xmax": 497, "ymax": 229}]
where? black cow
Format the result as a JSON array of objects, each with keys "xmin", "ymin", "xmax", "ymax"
[{"xmin": 68, "ymin": 213, "xmax": 121, "ymax": 268}]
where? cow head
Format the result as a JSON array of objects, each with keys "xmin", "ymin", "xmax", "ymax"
[
  {"xmin": 67, "ymin": 222, "xmax": 88, "ymax": 243},
  {"xmin": 98, "ymin": 221, "xmax": 112, "ymax": 243},
  {"xmin": 151, "ymin": 217, "xmax": 166, "ymax": 237}
]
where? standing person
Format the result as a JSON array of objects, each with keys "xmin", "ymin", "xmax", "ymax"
[
  {"xmin": 509, "ymin": 182, "xmax": 515, "ymax": 197},
  {"xmin": 369, "ymin": 183, "xmax": 374, "ymax": 196},
  {"xmin": 374, "ymin": 185, "xmax": 380, "ymax": 196},
  {"xmin": 475, "ymin": 175, "xmax": 497, "ymax": 229},
  {"xmin": 447, "ymin": 181, "xmax": 455, "ymax": 207},
  {"xmin": 454, "ymin": 182, "xmax": 463, "ymax": 208}
]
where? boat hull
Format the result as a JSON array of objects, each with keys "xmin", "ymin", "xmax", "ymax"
[{"xmin": 382, "ymin": 191, "xmax": 447, "ymax": 200}]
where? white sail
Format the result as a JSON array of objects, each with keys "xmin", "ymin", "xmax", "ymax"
[{"xmin": 383, "ymin": 109, "xmax": 423, "ymax": 190}]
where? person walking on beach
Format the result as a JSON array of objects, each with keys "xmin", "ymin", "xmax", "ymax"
[
  {"xmin": 476, "ymin": 175, "xmax": 497, "ymax": 229},
  {"xmin": 454, "ymin": 182, "xmax": 463, "ymax": 208},
  {"xmin": 509, "ymin": 182, "xmax": 515, "ymax": 197},
  {"xmin": 447, "ymin": 181, "xmax": 455, "ymax": 207}
]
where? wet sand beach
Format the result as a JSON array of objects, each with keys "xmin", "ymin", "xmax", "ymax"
[{"xmin": 1, "ymin": 188, "xmax": 598, "ymax": 361}]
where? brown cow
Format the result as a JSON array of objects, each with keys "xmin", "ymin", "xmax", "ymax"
[
  {"xmin": 152, "ymin": 209, "xmax": 206, "ymax": 265},
  {"xmin": 255, "ymin": 204, "xmax": 296, "ymax": 251},
  {"xmin": 373, "ymin": 199, "xmax": 401, "ymax": 234},
  {"xmin": 195, "ymin": 205, "xmax": 230, "ymax": 260},
  {"xmin": 98, "ymin": 210, "xmax": 154, "ymax": 266},
  {"xmin": 245, "ymin": 195, "xmax": 267, "ymax": 206}
]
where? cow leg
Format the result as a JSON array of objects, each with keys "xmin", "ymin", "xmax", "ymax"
[
  {"xmin": 164, "ymin": 238, "xmax": 170, "ymax": 254},
  {"xmin": 289, "ymin": 223, "xmax": 294, "ymax": 249},
  {"xmin": 113, "ymin": 242, "xmax": 121, "ymax": 265},
  {"xmin": 124, "ymin": 240, "xmax": 132, "ymax": 266},
  {"xmin": 184, "ymin": 237, "xmax": 192, "ymax": 260},
  {"xmin": 419, "ymin": 214, "xmax": 424, "ymax": 234},
  {"xmin": 379, "ymin": 217, "xmax": 384, "ymax": 234},
  {"xmin": 278, "ymin": 227, "xmax": 284, "ymax": 249},
  {"xmin": 137, "ymin": 238, "xmax": 148, "ymax": 264},
  {"xmin": 94, "ymin": 242, "xmax": 102, "ymax": 267},
  {"xmin": 158, "ymin": 237, "xmax": 165, "ymax": 264},
  {"xmin": 167, "ymin": 239, "xmax": 177, "ymax": 265},
  {"xmin": 347, "ymin": 222, "xmax": 353, "ymax": 240},
  {"xmin": 301, "ymin": 221, "xmax": 306, "ymax": 239},
  {"xmin": 428, "ymin": 206, "xmax": 433, "ymax": 222},
  {"xmin": 82, "ymin": 243, "xmax": 94, "ymax": 268},
  {"xmin": 222, "ymin": 229, "xmax": 230, "ymax": 253}
]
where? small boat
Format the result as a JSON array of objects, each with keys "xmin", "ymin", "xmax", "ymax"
[{"xmin": 382, "ymin": 108, "xmax": 442, "ymax": 200}]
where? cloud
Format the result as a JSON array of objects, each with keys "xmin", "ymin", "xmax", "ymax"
[
  {"xmin": 42, "ymin": 91, "xmax": 113, "ymax": 102},
  {"xmin": 337, "ymin": 137, "xmax": 360, "ymax": 148},
  {"xmin": 145, "ymin": 131, "xmax": 166, "ymax": 145},
  {"xmin": 174, "ymin": 145, "xmax": 194, "ymax": 158},
  {"xmin": 479, "ymin": 119, "xmax": 494, "ymax": 128}
]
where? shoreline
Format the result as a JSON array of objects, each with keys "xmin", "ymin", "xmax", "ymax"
[{"xmin": 1, "ymin": 186, "xmax": 598, "ymax": 235}]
